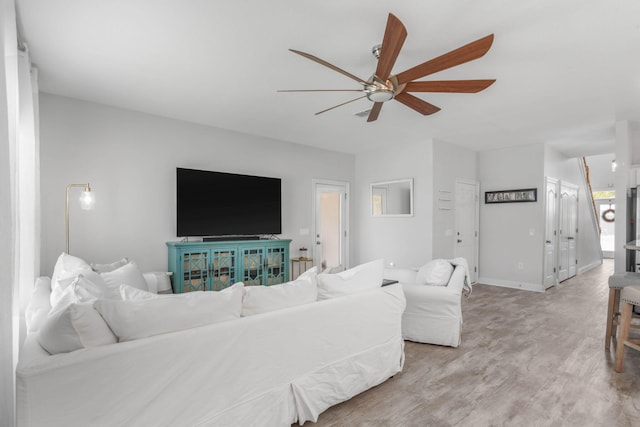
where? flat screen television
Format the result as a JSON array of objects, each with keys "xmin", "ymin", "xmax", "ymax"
[{"xmin": 176, "ymin": 168, "xmax": 282, "ymax": 238}]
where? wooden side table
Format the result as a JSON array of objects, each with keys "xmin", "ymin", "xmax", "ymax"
[{"xmin": 291, "ymin": 257, "xmax": 314, "ymax": 279}]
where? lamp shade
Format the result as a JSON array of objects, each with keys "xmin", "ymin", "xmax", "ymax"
[{"xmin": 79, "ymin": 188, "xmax": 95, "ymax": 210}]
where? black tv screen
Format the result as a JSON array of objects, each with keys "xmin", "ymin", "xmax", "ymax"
[{"xmin": 176, "ymin": 168, "xmax": 282, "ymax": 237}]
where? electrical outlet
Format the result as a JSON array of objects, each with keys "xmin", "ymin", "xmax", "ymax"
[{"xmin": 517, "ymin": 262, "xmax": 524, "ymax": 270}]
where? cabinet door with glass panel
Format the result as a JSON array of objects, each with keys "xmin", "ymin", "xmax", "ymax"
[
  {"xmin": 240, "ymin": 243, "xmax": 288, "ymax": 286},
  {"xmin": 167, "ymin": 240, "xmax": 290, "ymax": 293}
]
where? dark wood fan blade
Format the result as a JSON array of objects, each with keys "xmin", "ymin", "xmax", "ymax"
[
  {"xmin": 404, "ymin": 79, "xmax": 495, "ymax": 93},
  {"xmin": 367, "ymin": 102, "xmax": 384, "ymax": 122},
  {"xmin": 375, "ymin": 13, "xmax": 407, "ymax": 81},
  {"xmin": 315, "ymin": 95, "xmax": 367, "ymax": 115},
  {"xmin": 395, "ymin": 34, "xmax": 494, "ymax": 84},
  {"xmin": 289, "ymin": 49, "xmax": 369, "ymax": 85},
  {"xmin": 278, "ymin": 89, "xmax": 363, "ymax": 92},
  {"xmin": 394, "ymin": 93, "xmax": 441, "ymax": 115}
]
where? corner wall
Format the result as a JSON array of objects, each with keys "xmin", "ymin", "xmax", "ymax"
[
  {"xmin": 39, "ymin": 94, "xmax": 355, "ymax": 275},
  {"xmin": 355, "ymin": 140, "xmax": 434, "ymax": 268},
  {"xmin": 432, "ymin": 139, "xmax": 478, "ymax": 260}
]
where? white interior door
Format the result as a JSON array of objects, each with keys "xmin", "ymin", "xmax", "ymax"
[
  {"xmin": 454, "ymin": 179, "xmax": 479, "ymax": 283},
  {"xmin": 559, "ymin": 182, "xmax": 578, "ymax": 282},
  {"xmin": 544, "ymin": 177, "xmax": 559, "ymax": 288},
  {"xmin": 313, "ymin": 180, "xmax": 349, "ymax": 271}
]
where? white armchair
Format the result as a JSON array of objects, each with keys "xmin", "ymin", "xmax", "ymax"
[{"xmin": 384, "ymin": 260, "xmax": 469, "ymax": 347}]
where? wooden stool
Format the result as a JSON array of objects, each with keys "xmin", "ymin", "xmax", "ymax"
[
  {"xmin": 606, "ymin": 272, "xmax": 640, "ymax": 350},
  {"xmin": 615, "ymin": 285, "xmax": 640, "ymax": 372}
]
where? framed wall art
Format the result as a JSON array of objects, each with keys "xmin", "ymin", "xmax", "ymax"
[{"xmin": 485, "ymin": 188, "xmax": 537, "ymax": 204}]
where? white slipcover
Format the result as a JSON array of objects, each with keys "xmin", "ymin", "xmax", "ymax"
[
  {"xmin": 17, "ymin": 279, "xmax": 405, "ymax": 426},
  {"xmin": 384, "ymin": 265, "xmax": 466, "ymax": 347}
]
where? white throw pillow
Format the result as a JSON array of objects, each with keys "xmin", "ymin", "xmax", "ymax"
[
  {"xmin": 38, "ymin": 303, "xmax": 117, "ymax": 354},
  {"xmin": 416, "ymin": 259, "xmax": 454, "ymax": 286},
  {"xmin": 95, "ymin": 283, "xmax": 244, "ymax": 342},
  {"xmin": 100, "ymin": 261, "xmax": 148, "ymax": 297},
  {"xmin": 51, "ymin": 274, "xmax": 110, "ymax": 312},
  {"xmin": 316, "ymin": 259, "xmax": 384, "ymax": 300},
  {"xmin": 50, "ymin": 270, "xmax": 108, "ymax": 309},
  {"xmin": 50, "ymin": 253, "xmax": 93, "ymax": 305},
  {"xmin": 90, "ymin": 257, "xmax": 129, "ymax": 273},
  {"xmin": 51, "ymin": 252, "xmax": 92, "ymax": 286},
  {"xmin": 298, "ymin": 266, "xmax": 318, "ymax": 288},
  {"xmin": 241, "ymin": 278, "xmax": 317, "ymax": 316}
]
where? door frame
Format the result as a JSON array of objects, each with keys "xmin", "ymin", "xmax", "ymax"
[
  {"xmin": 311, "ymin": 179, "xmax": 350, "ymax": 270},
  {"xmin": 454, "ymin": 178, "xmax": 479, "ymax": 283},
  {"xmin": 543, "ymin": 177, "xmax": 559, "ymax": 289}
]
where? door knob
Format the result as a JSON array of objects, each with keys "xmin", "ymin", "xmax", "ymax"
[
  {"xmin": 457, "ymin": 239, "xmax": 462, "ymax": 243},
  {"xmin": 316, "ymin": 241, "xmax": 321, "ymax": 245},
  {"xmin": 546, "ymin": 240, "xmax": 552, "ymax": 244}
]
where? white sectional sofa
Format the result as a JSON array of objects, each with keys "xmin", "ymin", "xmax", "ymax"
[
  {"xmin": 384, "ymin": 258, "xmax": 470, "ymax": 347},
  {"xmin": 17, "ymin": 256, "xmax": 405, "ymax": 426}
]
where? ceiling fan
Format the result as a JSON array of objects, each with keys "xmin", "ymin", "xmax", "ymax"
[{"xmin": 279, "ymin": 13, "xmax": 495, "ymax": 123}]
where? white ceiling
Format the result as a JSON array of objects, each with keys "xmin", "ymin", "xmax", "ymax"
[{"xmin": 16, "ymin": 0, "xmax": 640, "ymax": 156}]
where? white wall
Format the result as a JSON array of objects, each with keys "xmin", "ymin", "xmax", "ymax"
[
  {"xmin": 355, "ymin": 140, "xmax": 433, "ymax": 268},
  {"xmin": 478, "ymin": 144, "xmax": 545, "ymax": 291},
  {"xmin": 585, "ymin": 152, "xmax": 616, "ymax": 190},
  {"xmin": 39, "ymin": 94, "xmax": 355, "ymax": 275},
  {"xmin": 432, "ymin": 139, "xmax": 477, "ymax": 260}
]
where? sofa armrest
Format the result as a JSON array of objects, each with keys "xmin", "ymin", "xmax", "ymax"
[
  {"xmin": 383, "ymin": 268, "xmax": 418, "ymax": 284},
  {"xmin": 446, "ymin": 266, "xmax": 467, "ymax": 294},
  {"xmin": 143, "ymin": 272, "xmax": 173, "ymax": 293}
]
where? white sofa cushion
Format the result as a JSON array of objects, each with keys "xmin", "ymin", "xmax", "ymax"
[
  {"xmin": 25, "ymin": 277, "xmax": 52, "ymax": 333},
  {"xmin": 95, "ymin": 283, "xmax": 244, "ymax": 342},
  {"xmin": 90, "ymin": 257, "xmax": 130, "ymax": 273},
  {"xmin": 38, "ymin": 303, "xmax": 117, "ymax": 354},
  {"xmin": 120, "ymin": 283, "xmax": 159, "ymax": 300},
  {"xmin": 416, "ymin": 259, "xmax": 454, "ymax": 286},
  {"xmin": 241, "ymin": 278, "xmax": 317, "ymax": 316},
  {"xmin": 316, "ymin": 259, "xmax": 384, "ymax": 300},
  {"xmin": 100, "ymin": 261, "xmax": 149, "ymax": 295}
]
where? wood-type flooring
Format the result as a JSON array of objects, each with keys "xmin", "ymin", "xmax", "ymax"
[{"xmin": 304, "ymin": 260, "xmax": 640, "ymax": 427}]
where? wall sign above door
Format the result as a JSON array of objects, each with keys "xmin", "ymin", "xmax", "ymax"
[{"xmin": 485, "ymin": 188, "xmax": 537, "ymax": 204}]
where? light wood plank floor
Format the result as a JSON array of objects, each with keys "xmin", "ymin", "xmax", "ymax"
[{"xmin": 308, "ymin": 260, "xmax": 640, "ymax": 426}]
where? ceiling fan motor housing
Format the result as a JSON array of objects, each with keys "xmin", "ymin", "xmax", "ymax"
[{"xmin": 365, "ymin": 75, "xmax": 395, "ymax": 102}]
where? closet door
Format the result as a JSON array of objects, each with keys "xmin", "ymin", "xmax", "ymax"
[
  {"xmin": 544, "ymin": 177, "xmax": 559, "ymax": 288},
  {"xmin": 559, "ymin": 182, "xmax": 578, "ymax": 282}
]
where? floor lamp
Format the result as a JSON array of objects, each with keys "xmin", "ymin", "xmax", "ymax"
[{"xmin": 66, "ymin": 183, "xmax": 95, "ymax": 254}]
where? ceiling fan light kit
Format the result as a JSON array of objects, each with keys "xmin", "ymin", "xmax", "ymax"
[{"xmin": 281, "ymin": 13, "xmax": 495, "ymax": 123}]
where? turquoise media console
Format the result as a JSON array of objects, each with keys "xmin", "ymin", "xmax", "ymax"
[{"xmin": 167, "ymin": 239, "xmax": 291, "ymax": 293}]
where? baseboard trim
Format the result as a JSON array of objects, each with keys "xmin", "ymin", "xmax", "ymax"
[
  {"xmin": 477, "ymin": 277, "xmax": 545, "ymax": 293},
  {"xmin": 578, "ymin": 260, "xmax": 602, "ymax": 275}
]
